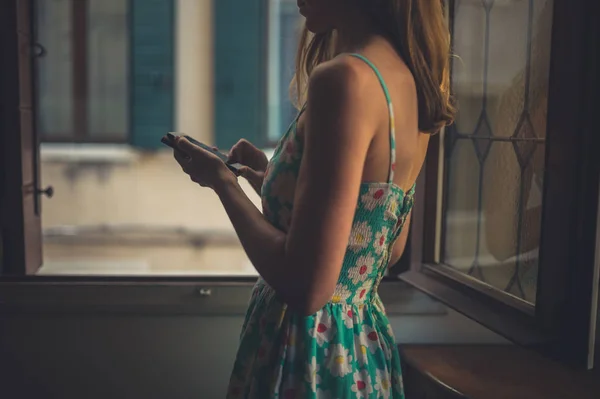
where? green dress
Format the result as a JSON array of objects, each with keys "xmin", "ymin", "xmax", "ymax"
[{"xmin": 227, "ymin": 54, "xmax": 413, "ymax": 399}]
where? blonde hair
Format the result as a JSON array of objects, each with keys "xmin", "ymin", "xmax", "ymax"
[{"xmin": 291, "ymin": 0, "xmax": 455, "ymax": 134}]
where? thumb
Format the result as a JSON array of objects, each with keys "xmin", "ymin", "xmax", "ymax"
[{"xmin": 175, "ymin": 137, "xmax": 203, "ymax": 156}]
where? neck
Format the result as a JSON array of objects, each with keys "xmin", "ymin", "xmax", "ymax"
[{"xmin": 334, "ymin": 10, "xmax": 379, "ymax": 55}]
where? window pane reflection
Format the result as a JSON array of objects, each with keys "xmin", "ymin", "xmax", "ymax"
[
  {"xmin": 36, "ymin": 0, "xmax": 74, "ymax": 137},
  {"xmin": 442, "ymin": 0, "xmax": 554, "ymax": 303},
  {"xmin": 87, "ymin": 0, "xmax": 129, "ymax": 139}
]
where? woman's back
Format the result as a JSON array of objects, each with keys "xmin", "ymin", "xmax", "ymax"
[
  {"xmin": 227, "ymin": 51, "xmax": 418, "ymax": 399},
  {"xmin": 214, "ymin": 2, "xmax": 453, "ymax": 398}
]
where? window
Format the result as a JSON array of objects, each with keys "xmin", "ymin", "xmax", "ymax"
[
  {"xmin": 37, "ymin": 0, "xmax": 299, "ymax": 150},
  {"xmin": 214, "ymin": 0, "xmax": 301, "ymax": 150},
  {"xmin": 2, "ymin": 0, "xmax": 597, "ymax": 369},
  {"xmin": 402, "ymin": 0, "xmax": 600, "ymax": 368},
  {"xmin": 441, "ymin": 0, "xmax": 552, "ymax": 304},
  {"xmin": 266, "ymin": 0, "xmax": 302, "ymax": 144},
  {"xmin": 14, "ymin": 0, "xmax": 305, "ymax": 278},
  {"xmin": 35, "ymin": 0, "xmax": 175, "ymax": 147},
  {"xmin": 36, "ymin": 0, "xmax": 130, "ymax": 143}
]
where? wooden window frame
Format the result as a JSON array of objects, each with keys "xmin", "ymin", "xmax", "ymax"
[
  {"xmin": 401, "ymin": 0, "xmax": 600, "ymax": 369},
  {"xmin": 1, "ymin": 0, "xmax": 43, "ymax": 275},
  {"xmin": 36, "ymin": 0, "xmax": 129, "ymax": 144}
]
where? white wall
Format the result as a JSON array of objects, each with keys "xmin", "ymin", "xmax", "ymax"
[{"xmin": 175, "ymin": 0, "xmax": 214, "ymax": 144}]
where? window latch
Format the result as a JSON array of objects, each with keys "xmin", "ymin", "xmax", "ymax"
[{"xmin": 36, "ymin": 186, "xmax": 54, "ymax": 198}]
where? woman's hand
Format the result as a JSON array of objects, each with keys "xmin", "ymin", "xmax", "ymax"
[
  {"xmin": 228, "ymin": 139, "xmax": 268, "ymax": 172},
  {"xmin": 173, "ymin": 136, "xmax": 236, "ymax": 191},
  {"xmin": 228, "ymin": 139, "xmax": 268, "ymax": 195}
]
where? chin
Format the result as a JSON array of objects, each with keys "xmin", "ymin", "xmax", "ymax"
[{"xmin": 304, "ymin": 18, "xmax": 330, "ymax": 34}]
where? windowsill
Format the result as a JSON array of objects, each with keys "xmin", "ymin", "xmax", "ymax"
[
  {"xmin": 399, "ymin": 345, "xmax": 600, "ymax": 398},
  {"xmin": 37, "ymin": 261, "xmax": 259, "ymax": 277},
  {"xmin": 39, "ymin": 143, "xmax": 275, "ymax": 164},
  {"xmin": 0, "ymin": 277, "xmax": 445, "ymax": 316},
  {"xmin": 40, "ymin": 143, "xmax": 138, "ymax": 164}
]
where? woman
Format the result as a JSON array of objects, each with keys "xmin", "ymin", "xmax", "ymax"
[{"xmin": 172, "ymin": 0, "xmax": 453, "ymax": 397}]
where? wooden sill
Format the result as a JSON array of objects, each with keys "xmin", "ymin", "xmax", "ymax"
[{"xmin": 399, "ymin": 345, "xmax": 600, "ymax": 399}]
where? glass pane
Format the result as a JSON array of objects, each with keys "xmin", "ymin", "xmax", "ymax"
[
  {"xmin": 36, "ymin": 0, "xmax": 74, "ymax": 137},
  {"xmin": 278, "ymin": 2, "xmax": 301, "ymax": 135},
  {"xmin": 267, "ymin": 0, "xmax": 302, "ymax": 142},
  {"xmin": 36, "ymin": 0, "xmax": 278, "ymax": 276},
  {"xmin": 442, "ymin": 0, "xmax": 554, "ymax": 304},
  {"xmin": 443, "ymin": 139, "xmax": 480, "ymax": 271},
  {"xmin": 87, "ymin": 0, "xmax": 129, "ymax": 139},
  {"xmin": 451, "ymin": 1, "xmax": 486, "ymax": 135}
]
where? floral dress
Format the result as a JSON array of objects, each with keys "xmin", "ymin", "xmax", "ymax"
[{"xmin": 226, "ymin": 54, "xmax": 414, "ymax": 399}]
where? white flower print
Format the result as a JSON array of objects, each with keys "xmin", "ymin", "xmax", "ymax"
[
  {"xmin": 330, "ymin": 284, "xmax": 352, "ymax": 304},
  {"xmin": 359, "ymin": 325, "xmax": 381, "ymax": 354},
  {"xmin": 351, "ymin": 370, "xmax": 373, "ymax": 397},
  {"xmin": 342, "ymin": 307, "xmax": 354, "ymax": 329},
  {"xmin": 348, "ymin": 221, "xmax": 373, "ymax": 252},
  {"xmin": 360, "ymin": 186, "xmax": 388, "ymax": 211},
  {"xmin": 326, "ymin": 344, "xmax": 353, "ymax": 377},
  {"xmin": 384, "ymin": 193, "xmax": 401, "ymax": 220},
  {"xmin": 356, "ymin": 279, "xmax": 374, "ymax": 302},
  {"xmin": 386, "ymin": 323, "xmax": 395, "ymax": 338},
  {"xmin": 373, "ymin": 227, "xmax": 390, "ymax": 255},
  {"xmin": 374, "ymin": 370, "xmax": 392, "ymax": 399},
  {"xmin": 388, "ymin": 196, "xmax": 399, "ymax": 213},
  {"xmin": 347, "ymin": 255, "xmax": 375, "ymax": 285},
  {"xmin": 393, "ymin": 370, "xmax": 405, "ymax": 393},
  {"xmin": 382, "ymin": 340, "xmax": 393, "ymax": 360},
  {"xmin": 269, "ymin": 170, "xmax": 297, "ymax": 205},
  {"xmin": 309, "ymin": 313, "xmax": 335, "ymax": 347},
  {"xmin": 354, "ymin": 337, "xmax": 369, "ymax": 367},
  {"xmin": 305, "ymin": 356, "xmax": 321, "ymax": 393}
]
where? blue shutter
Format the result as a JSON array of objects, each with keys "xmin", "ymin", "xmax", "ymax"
[
  {"xmin": 130, "ymin": 0, "xmax": 175, "ymax": 150},
  {"xmin": 214, "ymin": 0, "xmax": 266, "ymax": 149},
  {"xmin": 279, "ymin": 4, "xmax": 300, "ymax": 135}
]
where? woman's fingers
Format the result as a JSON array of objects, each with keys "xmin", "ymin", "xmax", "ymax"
[
  {"xmin": 173, "ymin": 149, "xmax": 190, "ymax": 168},
  {"xmin": 174, "ymin": 137, "xmax": 202, "ymax": 156},
  {"xmin": 228, "ymin": 139, "xmax": 252, "ymax": 163}
]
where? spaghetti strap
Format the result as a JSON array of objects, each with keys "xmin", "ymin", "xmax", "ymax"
[{"xmin": 347, "ymin": 53, "xmax": 396, "ymax": 184}]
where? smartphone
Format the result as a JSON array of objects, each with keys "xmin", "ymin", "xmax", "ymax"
[{"xmin": 161, "ymin": 132, "xmax": 243, "ymax": 176}]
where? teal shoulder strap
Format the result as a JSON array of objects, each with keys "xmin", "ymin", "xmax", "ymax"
[{"xmin": 347, "ymin": 53, "xmax": 396, "ymax": 183}]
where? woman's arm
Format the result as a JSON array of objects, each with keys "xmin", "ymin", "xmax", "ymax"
[
  {"xmin": 215, "ymin": 60, "xmax": 377, "ymax": 315},
  {"xmin": 177, "ymin": 58, "xmax": 376, "ymax": 315}
]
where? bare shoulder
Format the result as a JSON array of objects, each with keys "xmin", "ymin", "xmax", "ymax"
[
  {"xmin": 302, "ymin": 56, "xmax": 381, "ymax": 156},
  {"xmin": 307, "ymin": 55, "xmax": 381, "ymax": 106}
]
